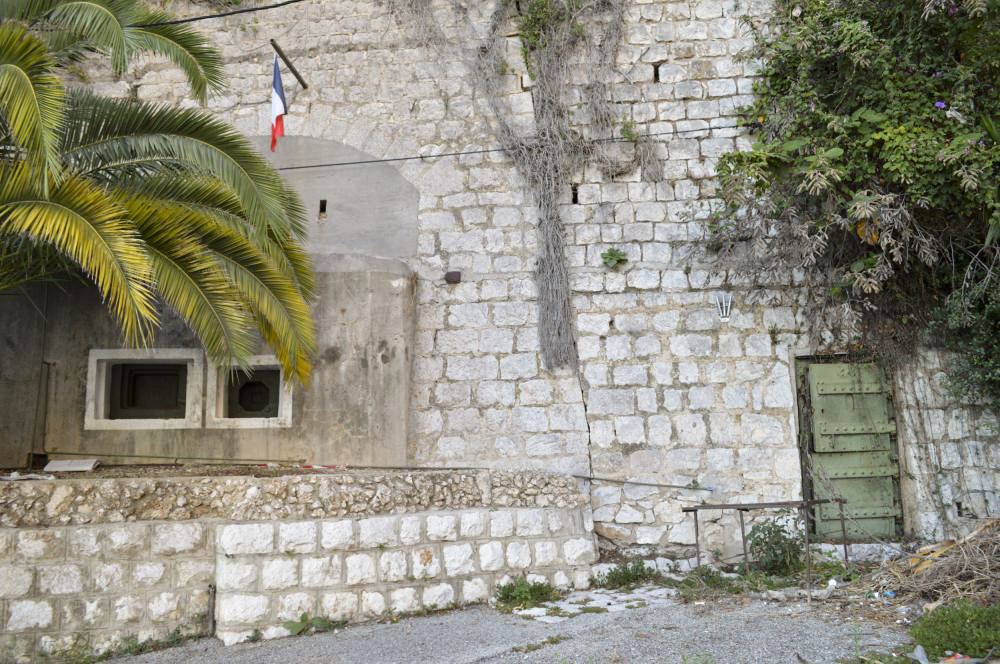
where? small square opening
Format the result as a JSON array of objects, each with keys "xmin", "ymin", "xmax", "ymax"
[
  {"xmin": 225, "ymin": 369, "xmax": 281, "ymax": 418},
  {"xmin": 109, "ymin": 363, "xmax": 187, "ymax": 420}
]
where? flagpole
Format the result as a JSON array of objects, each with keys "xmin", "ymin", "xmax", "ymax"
[{"xmin": 269, "ymin": 39, "xmax": 309, "ymax": 90}]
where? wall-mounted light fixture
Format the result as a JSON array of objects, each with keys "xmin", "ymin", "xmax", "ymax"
[{"xmin": 714, "ymin": 292, "xmax": 733, "ymax": 322}]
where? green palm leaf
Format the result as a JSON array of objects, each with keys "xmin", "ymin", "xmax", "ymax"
[
  {"xmin": 125, "ymin": 198, "xmax": 256, "ymax": 370},
  {"xmin": 108, "ymin": 174, "xmax": 315, "ymax": 299},
  {"xmin": 0, "ymin": 162, "xmax": 156, "ymax": 345},
  {"xmin": 116, "ymin": 185, "xmax": 315, "ymax": 380},
  {"xmin": 2, "ymin": 0, "xmax": 225, "ymax": 100},
  {"xmin": 0, "ymin": 25, "xmax": 65, "ymax": 187},
  {"xmin": 62, "ymin": 92, "xmax": 303, "ymax": 239},
  {"xmin": 126, "ymin": 12, "xmax": 225, "ymax": 103},
  {"xmin": 3, "ymin": 0, "xmax": 134, "ymax": 74}
]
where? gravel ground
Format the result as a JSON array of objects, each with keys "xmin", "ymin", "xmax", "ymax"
[{"xmin": 111, "ymin": 597, "xmax": 908, "ymax": 664}]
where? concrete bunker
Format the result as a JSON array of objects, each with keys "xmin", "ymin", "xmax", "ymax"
[{"xmin": 0, "ymin": 138, "xmax": 419, "ymax": 468}]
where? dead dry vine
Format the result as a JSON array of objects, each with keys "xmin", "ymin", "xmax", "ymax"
[{"xmin": 388, "ymin": 0, "xmax": 660, "ymax": 369}]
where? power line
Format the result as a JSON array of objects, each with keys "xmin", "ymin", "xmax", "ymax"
[
  {"xmin": 132, "ymin": 0, "xmax": 312, "ymax": 28},
  {"xmin": 275, "ymin": 128, "xmax": 741, "ymax": 171}
]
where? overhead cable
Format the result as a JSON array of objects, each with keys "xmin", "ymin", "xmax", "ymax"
[
  {"xmin": 275, "ymin": 128, "xmax": 741, "ymax": 171},
  {"xmin": 131, "ymin": 0, "xmax": 312, "ymax": 28}
]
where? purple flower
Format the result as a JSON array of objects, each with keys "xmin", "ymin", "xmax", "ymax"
[{"xmin": 935, "ymin": 101, "xmax": 947, "ymax": 109}]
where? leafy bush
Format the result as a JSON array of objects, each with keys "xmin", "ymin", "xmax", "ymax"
[
  {"xmin": 910, "ymin": 601, "xmax": 1000, "ymax": 659},
  {"xmin": 495, "ymin": 576, "xmax": 559, "ymax": 610},
  {"xmin": 747, "ymin": 519, "xmax": 803, "ymax": 576},
  {"xmin": 935, "ymin": 285, "xmax": 1000, "ymax": 411},
  {"xmin": 714, "ymin": 0, "xmax": 1000, "ymax": 390},
  {"xmin": 593, "ymin": 559, "xmax": 662, "ymax": 588}
]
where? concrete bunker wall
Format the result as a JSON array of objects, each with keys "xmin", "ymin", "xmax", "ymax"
[{"xmin": 0, "ymin": 134, "xmax": 420, "ymax": 468}]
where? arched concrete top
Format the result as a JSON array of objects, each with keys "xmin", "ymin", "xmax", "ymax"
[{"xmin": 250, "ymin": 136, "xmax": 418, "ymax": 266}]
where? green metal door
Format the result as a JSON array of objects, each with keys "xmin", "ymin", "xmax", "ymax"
[{"xmin": 805, "ymin": 362, "xmax": 901, "ymax": 539}]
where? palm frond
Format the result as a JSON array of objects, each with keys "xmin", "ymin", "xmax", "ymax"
[
  {"xmin": 125, "ymin": 13, "xmax": 225, "ymax": 103},
  {"xmin": 108, "ymin": 173, "xmax": 315, "ymax": 298},
  {"xmin": 124, "ymin": 198, "xmax": 256, "ymax": 370},
  {"xmin": 0, "ymin": 235, "xmax": 76, "ymax": 292},
  {"xmin": 0, "ymin": 162, "xmax": 156, "ymax": 345},
  {"xmin": 0, "ymin": 25, "xmax": 65, "ymax": 187},
  {"xmin": 4, "ymin": 0, "xmax": 135, "ymax": 74},
  {"xmin": 116, "ymin": 185, "xmax": 315, "ymax": 381},
  {"xmin": 62, "ymin": 91, "xmax": 302, "ymax": 238}
]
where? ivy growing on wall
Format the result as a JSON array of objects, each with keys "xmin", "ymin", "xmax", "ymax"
[{"xmin": 714, "ymin": 0, "xmax": 1000, "ymax": 405}]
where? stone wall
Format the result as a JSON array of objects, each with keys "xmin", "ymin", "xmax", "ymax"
[
  {"xmin": 0, "ymin": 472, "xmax": 596, "ymax": 662},
  {"xmin": 69, "ymin": 0, "xmax": 806, "ymax": 558},
  {"xmin": 7, "ymin": 0, "xmax": 991, "ymax": 559},
  {"xmin": 0, "ymin": 470, "xmax": 585, "ymax": 528},
  {"xmin": 894, "ymin": 351, "xmax": 1000, "ymax": 540}
]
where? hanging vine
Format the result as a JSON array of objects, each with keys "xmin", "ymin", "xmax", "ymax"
[{"xmin": 388, "ymin": 0, "xmax": 659, "ymax": 369}]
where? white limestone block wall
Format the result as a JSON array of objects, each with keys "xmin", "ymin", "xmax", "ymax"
[
  {"xmin": 77, "ymin": 0, "xmax": 994, "ymax": 557},
  {"xmin": 212, "ymin": 507, "xmax": 596, "ymax": 645},
  {"xmin": 894, "ymin": 350, "xmax": 1000, "ymax": 540},
  {"xmin": 0, "ymin": 521, "xmax": 213, "ymax": 662},
  {"xmin": 0, "ymin": 507, "xmax": 596, "ymax": 661}
]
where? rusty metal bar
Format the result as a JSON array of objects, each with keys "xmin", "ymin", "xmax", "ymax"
[
  {"xmin": 801, "ymin": 505, "xmax": 811, "ymax": 603},
  {"xmin": 838, "ymin": 500, "xmax": 850, "ymax": 567},
  {"xmin": 682, "ymin": 499, "xmax": 831, "ymax": 512},
  {"xmin": 738, "ymin": 509, "xmax": 749, "ymax": 572},
  {"xmin": 270, "ymin": 39, "xmax": 309, "ymax": 89},
  {"xmin": 693, "ymin": 509, "xmax": 701, "ymax": 568}
]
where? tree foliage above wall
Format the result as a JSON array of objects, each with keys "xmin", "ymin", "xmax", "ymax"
[{"xmin": 715, "ymin": 0, "xmax": 1000, "ymax": 406}]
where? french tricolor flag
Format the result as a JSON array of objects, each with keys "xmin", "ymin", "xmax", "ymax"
[{"xmin": 270, "ymin": 55, "xmax": 286, "ymax": 151}]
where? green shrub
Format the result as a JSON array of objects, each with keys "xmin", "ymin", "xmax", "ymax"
[
  {"xmin": 495, "ymin": 576, "xmax": 559, "ymax": 610},
  {"xmin": 713, "ymin": 0, "xmax": 1000, "ymax": 389},
  {"xmin": 935, "ymin": 286, "xmax": 1000, "ymax": 412},
  {"xmin": 910, "ymin": 601, "xmax": 1000, "ymax": 659},
  {"xmin": 593, "ymin": 559, "xmax": 662, "ymax": 589},
  {"xmin": 747, "ymin": 519, "xmax": 803, "ymax": 576}
]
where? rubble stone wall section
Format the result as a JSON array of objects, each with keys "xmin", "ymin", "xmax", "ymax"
[
  {"xmin": 0, "ymin": 507, "xmax": 597, "ymax": 662},
  {"xmin": 894, "ymin": 351, "xmax": 1000, "ymax": 540},
  {"xmin": 0, "ymin": 470, "xmax": 585, "ymax": 529}
]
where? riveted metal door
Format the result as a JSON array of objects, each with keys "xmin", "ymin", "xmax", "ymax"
[{"xmin": 804, "ymin": 362, "xmax": 901, "ymax": 539}]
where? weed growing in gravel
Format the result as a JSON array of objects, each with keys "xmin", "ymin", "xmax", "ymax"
[
  {"xmin": 910, "ymin": 601, "xmax": 1000, "ymax": 659},
  {"xmin": 511, "ymin": 634, "xmax": 570, "ymax": 653},
  {"xmin": 577, "ymin": 606, "xmax": 608, "ymax": 614},
  {"xmin": 282, "ymin": 612, "xmax": 344, "ymax": 636},
  {"xmin": 747, "ymin": 518, "xmax": 803, "ymax": 576},
  {"xmin": 495, "ymin": 576, "xmax": 560, "ymax": 611},
  {"xmin": 57, "ymin": 625, "xmax": 203, "ymax": 663},
  {"xmin": 669, "ymin": 567, "xmax": 744, "ymax": 603},
  {"xmin": 593, "ymin": 559, "xmax": 665, "ymax": 589},
  {"xmin": 680, "ymin": 655, "xmax": 715, "ymax": 664}
]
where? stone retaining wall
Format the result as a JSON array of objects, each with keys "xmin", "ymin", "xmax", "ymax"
[
  {"xmin": 0, "ymin": 470, "xmax": 585, "ymax": 528},
  {"xmin": 0, "ymin": 504, "xmax": 596, "ymax": 662},
  {"xmin": 0, "ymin": 470, "xmax": 595, "ymax": 661}
]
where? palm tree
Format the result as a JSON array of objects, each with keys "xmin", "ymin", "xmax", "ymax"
[{"xmin": 0, "ymin": 0, "xmax": 316, "ymax": 382}]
